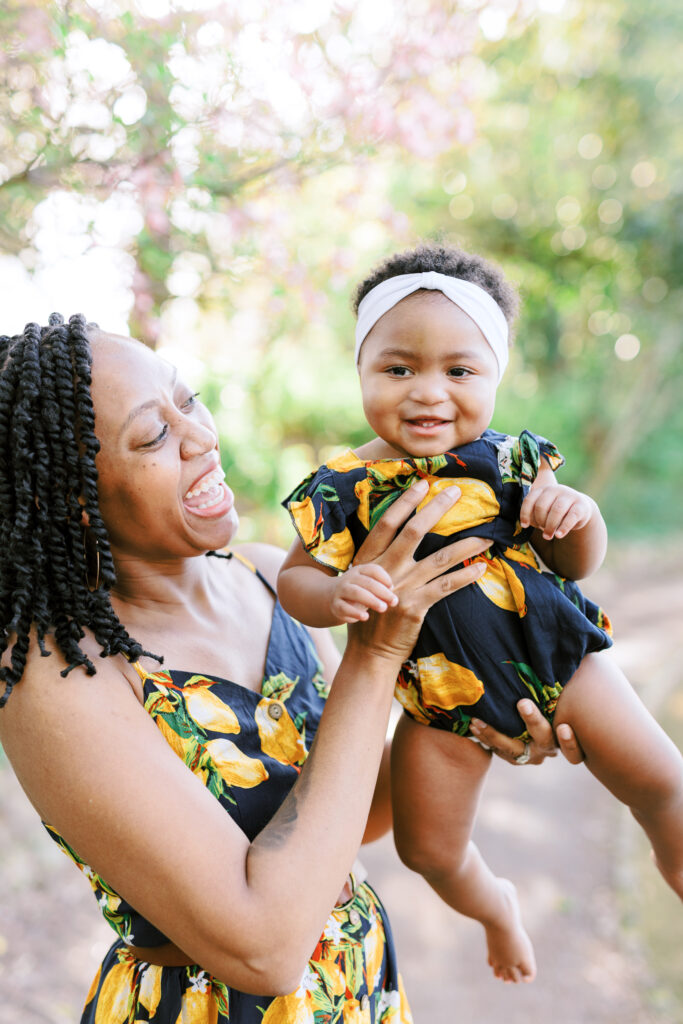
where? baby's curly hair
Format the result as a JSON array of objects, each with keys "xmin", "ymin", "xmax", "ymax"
[
  {"xmin": 352, "ymin": 241, "xmax": 519, "ymax": 333},
  {"xmin": 0, "ymin": 313, "xmax": 159, "ymax": 706}
]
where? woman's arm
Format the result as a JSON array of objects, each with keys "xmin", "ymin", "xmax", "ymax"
[
  {"xmin": 243, "ymin": 541, "xmax": 394, "ymax": 845},
  {"xmin": 0, "ymin": 485, "xmax": 487, "ymax": 996}
]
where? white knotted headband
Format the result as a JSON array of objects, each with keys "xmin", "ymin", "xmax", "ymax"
[{"xmin": 354, "ymin": 271, "xmax": 509, "ymax": 382}]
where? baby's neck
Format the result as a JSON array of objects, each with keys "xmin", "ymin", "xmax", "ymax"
[{"xmin": 353, "ymin": 437, "xmax": 449, "ymax": 460}]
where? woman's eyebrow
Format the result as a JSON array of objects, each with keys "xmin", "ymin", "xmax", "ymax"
[{"xmin": 118, "ymin": 365, "xmax": 178, "ymax": 439}]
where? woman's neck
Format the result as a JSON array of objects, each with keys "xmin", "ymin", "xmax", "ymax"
[{"xmin": 109, "ymin": 550, "xmax": 214, "ymax": 618}]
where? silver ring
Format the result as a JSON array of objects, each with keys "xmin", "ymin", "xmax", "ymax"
[{"xmin": 514, "ymin": 741, "xmax": 531, "ymax": 765}]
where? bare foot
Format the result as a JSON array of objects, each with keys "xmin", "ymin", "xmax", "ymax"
[{"xmin": 485, "ymin": 878, "xmax": 536, "ymax": 983}]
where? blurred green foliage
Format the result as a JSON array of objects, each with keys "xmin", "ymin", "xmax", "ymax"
[{"xmin": 1, "ymin": 0, "xmax": 681, "ymax": 543}]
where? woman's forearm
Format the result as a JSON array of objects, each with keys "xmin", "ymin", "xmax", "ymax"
[{"xmin": 241, "ymin": 636, "xmax": 399, "ymax": 985}]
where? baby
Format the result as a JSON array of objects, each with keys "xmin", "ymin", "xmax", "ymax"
[{"xmin": 278, "ymin": 242, "xmax": 683, "ymax": 983}]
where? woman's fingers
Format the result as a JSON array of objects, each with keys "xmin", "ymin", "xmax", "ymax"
[
  {"xmin": 381, "ymin": 485, "xmax": 462, "ymax": 568},
  {"xmin": 409, "ymin": 536, "xmax": 490, "ymax": 591},
  {"xmin": 470, "ymin": 700, "xmax": 586, "ymax": 767},
  {"xmin": 354, "ymin": 480, "xmax": 429, "ymax": 564},
  {"xmin": 469, "ymin": 718, "xmax": 531, "ymax": 762},
  {"xmin": 516, "ymin": 700, "xmax": 557, "ymax": 757},
  {"xmin": 411, "ymin": 551, "xmax": 487, "ymax": 613},
  {"xmin": 555, "ymin": 722, "xmax": 585, "ymax": 765},
  {"xmin": 470, "ymin": 701, "xmax": 556, "ymax": 765}
]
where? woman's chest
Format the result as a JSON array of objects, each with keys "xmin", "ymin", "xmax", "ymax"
[{"xmin": 135, "ymin": 569, "xmax": 275, "ymax": 692}]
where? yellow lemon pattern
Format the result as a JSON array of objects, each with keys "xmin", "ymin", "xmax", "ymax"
[
  {"xmin": 255, "ymin": 697, "xmax": 308, "ymax": 769},
  {"xmin": 44, "ymin": 550, "xmax": 413, "ymax": 1023},
  {"xmin": 283, "ymin": 431, "xmax": 613, "ymax": 738},
  {"xmin": 204, "ymin": 737, "xmax": 270, "ymax": 788},
  {"xmin": 416, "ymin": 653, "xmax": 485, "ymax": 710},
  {"xmin": 415, "ymin": 476, "xmax": 499, "ymax": 534}
]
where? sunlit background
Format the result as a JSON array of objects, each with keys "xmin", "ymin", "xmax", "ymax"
[{"xmin": 1, "ymin": 0, "xmax": 682, "ymax": 1020}]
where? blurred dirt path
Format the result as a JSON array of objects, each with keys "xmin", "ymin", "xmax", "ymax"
[{"xmin": 1, "ymin": 539, "xmax": 682, "ymax": 1023}]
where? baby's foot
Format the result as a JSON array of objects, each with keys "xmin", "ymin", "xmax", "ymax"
[{"xmin": 485, "ymin": 878, "xmax": 536, "ymax": 983}]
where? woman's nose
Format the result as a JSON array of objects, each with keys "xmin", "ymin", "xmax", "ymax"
[{"xmin": 180, "ymin": 418, "xmax": 216, "ymax": 458}]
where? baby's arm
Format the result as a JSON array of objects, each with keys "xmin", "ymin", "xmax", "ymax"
[
  {"xmin": 277, "ymin": 539, "xmax": 398, "ymax": 627},
  {"xmin": 520, "ymin": 458, "xmax": 607, "ymax": 580}
]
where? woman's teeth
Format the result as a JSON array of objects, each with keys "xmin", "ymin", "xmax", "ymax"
[
  {"xmin": 195, "ymin": 487, "xmax": 224, "ymax": 510},
  {"xmin": 184, "ymin": 467, "xmax": 226, "ymax": 506}
]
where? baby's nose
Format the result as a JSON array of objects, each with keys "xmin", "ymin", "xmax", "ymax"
[{"xmin": 410, "ymin": 374, "xmax": 449, "ymax": 402}]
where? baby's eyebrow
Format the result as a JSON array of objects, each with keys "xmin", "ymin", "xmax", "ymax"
[{"xmin": 377, "ymin": 347, "xmax": 482, "ymax": 362}]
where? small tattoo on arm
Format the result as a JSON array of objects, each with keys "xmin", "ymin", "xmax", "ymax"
[{"xmin": 253, "ymin": 741, "xmax": 316, "ymax": 851}]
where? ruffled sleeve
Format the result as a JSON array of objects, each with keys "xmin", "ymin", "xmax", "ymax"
[
  {"xmin": 499, "ymin": 430, "xmax": 565, "ymax": 493},
  {"xmin": 282, "ymin": 465, "xmax": 356, "ymax": 572}
]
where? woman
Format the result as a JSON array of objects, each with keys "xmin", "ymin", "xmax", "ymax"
[{"xmin": 0, "ymin": 314, "xmax": 581, "ymax": 1022}]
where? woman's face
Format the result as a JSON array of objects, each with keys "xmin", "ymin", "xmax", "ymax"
[{"xmin": 89, "ymin": 332, "xmax": 239, "ymax": 562}]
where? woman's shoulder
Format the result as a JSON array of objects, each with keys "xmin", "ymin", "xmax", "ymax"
[
  {"xmin": 229, "ymin": 541, "xmax": 287, "ymax": 590},
  {"xmin": 0, "ymin": 627, "xmax": 142, "ymax": 722},
  {"xmin": 0, "ymin": 628, "xmax": 145, "ymax": 817}
]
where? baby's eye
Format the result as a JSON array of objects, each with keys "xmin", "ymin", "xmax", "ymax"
[
  {"xmin": 386, "ymin": 366, "xmax": 411, "ymax": 377},
  {"xmin": 447, "ymin": 367, "xmax": 471, "ymax": 378}
]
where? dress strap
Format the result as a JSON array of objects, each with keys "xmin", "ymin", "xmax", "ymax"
[
  {"xmin": 130, "ymin": 660, "xmax": 148, "ymax": 681},
  {"xmin": 228, "ymin": 549, "xmax": 258, "ymax": 573},
  {"xmin": 208, "ymin": 548, "xmax": 277, "ymax": 597}
]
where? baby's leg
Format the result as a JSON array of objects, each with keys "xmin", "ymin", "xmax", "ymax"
[
  {"xmin": 391, "ymin": 714, "xmax": 536, "ymax": 983},
  {"xmin": 555, "ymin": 652, "xmax": 683, "ymax": 898}
]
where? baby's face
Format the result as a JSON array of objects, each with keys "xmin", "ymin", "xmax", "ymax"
[{"xmin": 357, "ymin": 291, "xmax": 499, "ymax": 458}]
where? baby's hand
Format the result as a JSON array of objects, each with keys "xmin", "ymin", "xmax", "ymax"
[
  {"xmin": 520, "ymin": 481, "xmax": 596, "ymax": 541},
  {"xmin": 331, "ymin": 564, "xmax": 398, "ymax": 624}
]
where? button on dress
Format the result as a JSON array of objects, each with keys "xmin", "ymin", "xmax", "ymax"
[{"xmin": 45, "ymin": 553, "xmax": 412, "ymax": 1023}]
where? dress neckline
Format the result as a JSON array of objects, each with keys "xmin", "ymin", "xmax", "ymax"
[{"xmin": 131, "ymin": 550, "xmax": 280, "ymax": 697}]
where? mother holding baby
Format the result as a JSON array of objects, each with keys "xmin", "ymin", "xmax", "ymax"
[{"xmin": 0, "ymin": 313, "xmax": 580, "ymax": 1021}]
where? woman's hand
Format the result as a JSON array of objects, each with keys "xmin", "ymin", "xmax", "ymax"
[
  {"xmin": 348, "ymin": 481, "xmax": 489, "ymax": 664},
  {"xmin": 469, "ymin": 699, "xmax": 585, "ymax": 766}
]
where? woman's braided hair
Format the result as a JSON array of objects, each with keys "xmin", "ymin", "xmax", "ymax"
[{"xmin": 0, "ymin": 313, "xmax": 159, "ymax": 707}]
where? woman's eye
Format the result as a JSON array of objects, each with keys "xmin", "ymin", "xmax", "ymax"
[
  {"xmin": 183, "ymin": 391, "xmax": 200, "ymax": 408},
  {"xmin": 141, "ymin": 424, "xmax": 169, "ymax": 448}
]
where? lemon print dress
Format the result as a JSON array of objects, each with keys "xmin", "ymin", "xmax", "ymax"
[
  {"xmin": 283, "ymin": 430, "xmax": 612, "ymax": 739},
  {"xmin": 45, "ymin": 552, "xmax": 413, "ymax": 1024}
]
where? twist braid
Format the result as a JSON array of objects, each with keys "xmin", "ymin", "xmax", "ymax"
[{"xmin": 0, "ymin": 314, "xmax": 160, "ymax": 706}]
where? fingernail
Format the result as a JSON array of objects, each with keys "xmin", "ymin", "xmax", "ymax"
[
  {"xmin": 444, "ymin": 485, "xmax": 460, "ymax": 498},
  {"xmin": 518, "ymin": 700, "xmax": 532, "ymax": 714},
  {"xmin": 470, "ymin": 719, "xmax": 484, "ymax": 732},
  {"xmin": 412, "ymin": 479, "xmax": 429, "ymax": 495}
]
